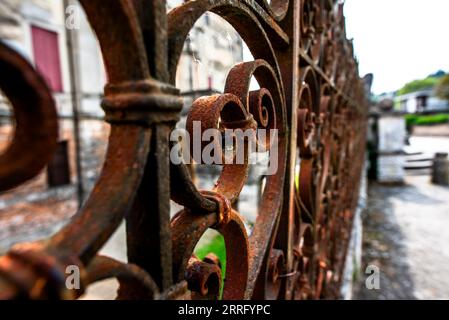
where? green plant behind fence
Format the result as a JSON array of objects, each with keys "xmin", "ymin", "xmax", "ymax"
[{"xmin": 406, "ymin": 113, "xmax": 449, "ymax": 127}]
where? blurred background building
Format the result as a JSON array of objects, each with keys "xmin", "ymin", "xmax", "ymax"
[
  {"xmin": 397, "ymin": 89, "xmax": 449, "ymax": 114},
  {"xmin": 395, "ymin": 71, "xmax": 449, "ymax": 114}
]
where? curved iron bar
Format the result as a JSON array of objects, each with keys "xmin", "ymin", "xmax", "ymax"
[{"xmin": 0, "ymin": 43, "xmax": 58, "ymax": 192}]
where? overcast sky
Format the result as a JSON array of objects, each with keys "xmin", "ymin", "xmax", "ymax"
[{"xmin": 344, "ymin": 0, "xmax": 449, "ymax": 94}]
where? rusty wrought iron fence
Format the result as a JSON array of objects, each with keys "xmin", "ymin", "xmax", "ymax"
[{"xmin": 0, "ymin": 0, "xmax": 367, "ymax": 300}]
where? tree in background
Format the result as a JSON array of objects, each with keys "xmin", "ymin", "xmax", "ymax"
[
  {"xmin": 435, "ymin": 74, "xmax": 449, "ymax": 102},
  {"xmin": 397, "ymin": 70, "xmax": 446, "ymax": 96}
]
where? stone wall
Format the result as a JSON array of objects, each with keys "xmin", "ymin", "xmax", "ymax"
[{"xmin": 340, "ymin": 160, "xmax": 367, "ymax": 300}]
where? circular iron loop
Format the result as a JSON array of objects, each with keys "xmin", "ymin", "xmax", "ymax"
[{"xmin": 0, "ymin": 42, "xmax": 58, "ymax": 192}]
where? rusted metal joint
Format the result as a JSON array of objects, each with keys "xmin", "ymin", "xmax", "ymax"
[
  {"xmin": 200, "ymin": 190, "xmax": 232, "ymax": 228},
  {"xmin": 185, "ymin": 256, "xmax": 222, "ymax": 300},
  {"xmin": 102, "ymin": 78, "xmax": 183, "ymax": 126},
  {"xmin": 0, "ymin": 243, "xmax": 86, "ymax": 300},
  {"xmin": 265, "ymin": 249, "xmax": 285, "ymax": 299},
  {"xmin": 306, "ymin": 27, "xmax": 315, "ymax": 40}
]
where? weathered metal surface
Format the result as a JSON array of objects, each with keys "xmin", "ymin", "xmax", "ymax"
[
  {"xmin": 0, "ymin": 42, "xmax": 58, "ymax": 192},
  {"xmin": 0, "ymin": 0, "xmax": 368, "ymax": 300}
]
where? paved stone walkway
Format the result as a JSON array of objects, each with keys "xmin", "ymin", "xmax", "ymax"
[{"xmin": 354, "ymin": 175, "xmax": 449, "ymax": 300}]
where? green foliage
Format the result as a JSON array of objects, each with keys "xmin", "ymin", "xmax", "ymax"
[
  {"xmin": 195, "ymin": 234, "xmax": 226, "ymax": 269},
  {"xmin": 405, "ymin": 113, "xmax": 449, "ymax": 127},
  {"xmin": 430, "ymin": 70, "xmax": 447, "ymax": 78},
  {"xmin": 405, "ymin": 114, "xmax": 417, "ymax": 128},
  {"xmin": 398, "ymin": 77, "xmax": 440, "ymax": 96},
  {"xmin": 435, "ymin": 74, "xmax": 449, "ymax": 102}
]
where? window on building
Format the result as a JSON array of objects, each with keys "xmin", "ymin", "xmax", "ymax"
[
  {"xmin": 47, "ymin": 140, "xmax": 71, "ymax": 188},
  {"xmin": 31, "ymin": 25, "xmax": 63, "ymax": 92},
  {"xmin": 416, "ymin": 95, "xmax": 428, "ymax": 113}
]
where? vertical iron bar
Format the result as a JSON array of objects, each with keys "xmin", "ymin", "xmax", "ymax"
[
  {"xmin": 124, "ymin": 0, "xmax": 174, "ymax": 292},
  {"xmin": 126, "ymin": 125, "xmax": 173, "ymax": 290}
]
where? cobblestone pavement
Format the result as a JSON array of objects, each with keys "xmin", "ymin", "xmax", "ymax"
[{"xmin": 354, "ymin": 175, "xmax": 449, "ymax": 300}]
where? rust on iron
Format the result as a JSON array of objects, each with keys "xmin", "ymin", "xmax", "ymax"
[
  {"xmin": 0, "ymin": 42, "xmax": 58, "ymax": 192},
  {"xmin": 185, "ymin": 256, "xmax": 222, "ymax": 300},
  {"xmin": 0, "ymin": 0, "xmax": 368, "ymax": 300}
]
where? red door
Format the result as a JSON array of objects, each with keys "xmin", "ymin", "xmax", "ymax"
[{"xmin": 31, "ymin": 26, "xmax": 63, "ymax": 92}]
